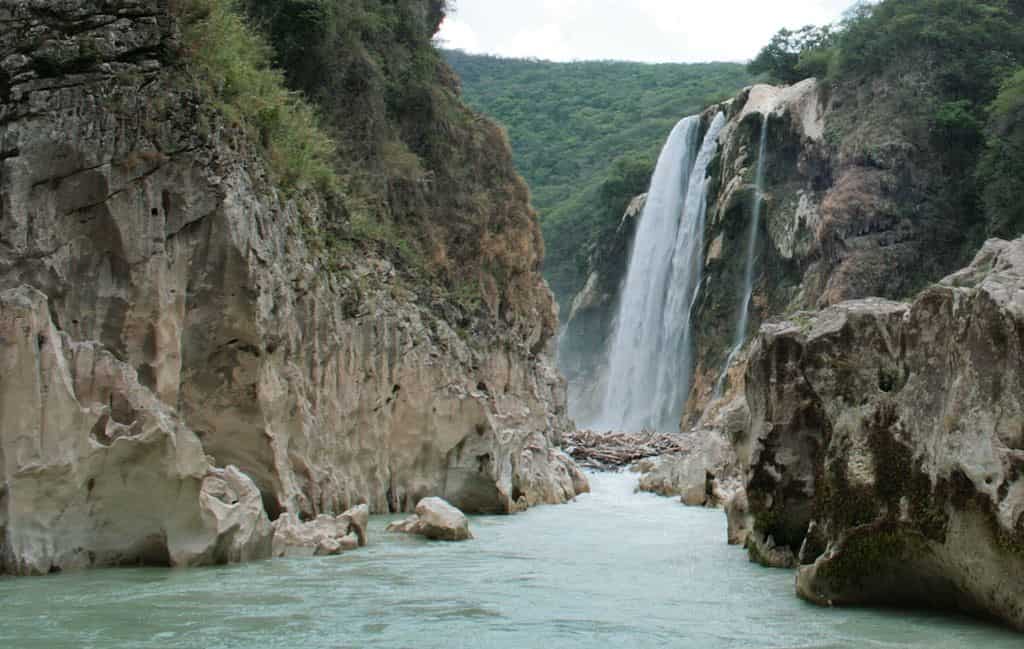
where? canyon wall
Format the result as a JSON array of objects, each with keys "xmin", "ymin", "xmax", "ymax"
[{"xmin": 0, "ymin": 0, "xmax": 585, "ymax": 574}]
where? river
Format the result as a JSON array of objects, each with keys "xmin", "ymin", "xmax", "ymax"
[{"xmin": 1, "ymin": 472, "xmax": 1020, "ymax": 649}]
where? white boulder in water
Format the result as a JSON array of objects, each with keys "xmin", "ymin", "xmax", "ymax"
[
  {"xmin": 271, "ymin": 505, "xmax": 369, "ymax": 558},
  {"xmin": 386, "ymin": 497, "xmax": 473, "ymax": 541}
]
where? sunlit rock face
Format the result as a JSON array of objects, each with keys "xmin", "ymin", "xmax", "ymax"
[
  {"xmin": 0, "ymin": 287, "xmax": 274, "ymax": 574},
  {"xmin": 0, "ymin": 0, "xmax": 585, "ymax": 574},
  {"xmin": 743, "ymin": 238, "xmax": 1024, "ymax": 629}
]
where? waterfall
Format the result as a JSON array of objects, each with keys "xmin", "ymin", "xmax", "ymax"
[
  {"xmin": 593, "ymin": 112, "xmax": 726, "ymax": 432},
  {"xmin": 715, "ymin": 114, "xmax": 769, "ymax": 398}
]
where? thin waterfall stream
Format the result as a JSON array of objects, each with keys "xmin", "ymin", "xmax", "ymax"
[{"xmin": 715, "ymin": 113, "xmax": 769, "ymax": 398}]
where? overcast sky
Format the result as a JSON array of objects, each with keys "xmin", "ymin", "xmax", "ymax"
[{"xmin": 437, "ymin": 0, "xmax": 857, "ymax": 63}]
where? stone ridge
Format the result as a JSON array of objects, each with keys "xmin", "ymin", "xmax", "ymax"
[
  {"xmin": 741, "ymin": 237, "xmax": 1024, "ymax": 629},
  {"xmin": 0, "ymin": 1, "xmax": 587, "ymax": 574}
]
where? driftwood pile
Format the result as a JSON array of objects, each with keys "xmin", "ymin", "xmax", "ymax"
[{"xmin": 564, "ymin": 429, "xmax": 690, "ymax": 469}]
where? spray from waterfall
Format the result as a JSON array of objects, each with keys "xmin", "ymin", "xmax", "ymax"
[
  {"xmin": 715, "ymin": 114, "xmax": 769, "ymax": 398},
  {"xmin": 593, "ymin": 113, "xmax": 726, "ymax": 432}
]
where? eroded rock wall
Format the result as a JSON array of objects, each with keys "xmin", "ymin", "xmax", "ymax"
[
  {"xmin": 0, "ymin": 287, "xmax": 272, "ymax": 574},
  {"xmin": 0, "ymin": 1, "xmax": 585, "ymax": 573},
  {"xmin": 742, "ymin": 238, "xmax": 1024, "ymax": 628}
]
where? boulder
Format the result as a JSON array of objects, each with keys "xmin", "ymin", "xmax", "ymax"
[
  {"xmin": 386, "ymin": 497, "xmax": 473, "ymax": 541},
  {"xmin": 743, "ymin": 238, "xmax": 1024, "ymax": 629},
  {"xmin": 634, "ymin": 428, "xmax": 741, "ymax": 507},
  {"xmin": 724, "ymin": 488, "xmax": 752, "ymax": 546},
  {"xmin": 271, "ymin": 504, "xmax": 369, "ymax": 558},
  {"xmin": 198, "ymin": 467, "xmax": 275, "ymax": 564}
]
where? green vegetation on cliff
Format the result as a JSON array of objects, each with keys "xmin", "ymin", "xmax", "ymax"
[
  {"xmin": 179, "ymin": 0, "xmax": 337, "ymax": 192},
  {"xmin": 443, "ymin": 51, "xmax": 754, "ymax": 312},
  {"xmin": 174, "ymin": 0, "xmax": 553, "ymax": 335},
  {"xmin": 979, "ymin": 68, "xmax": 1024, "ymax": 238},
  {"xmin": 750, "ymin": 0, "xmax": 1024, "ymax": 243}
]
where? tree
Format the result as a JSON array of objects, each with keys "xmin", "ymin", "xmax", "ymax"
[
  {"xmin": 979, "ymin": 68, "xmax": 1024, "ymax": 237},
  {"xmin": 747, "ymin": 25, "xmax": 837, "ymax": 85}
]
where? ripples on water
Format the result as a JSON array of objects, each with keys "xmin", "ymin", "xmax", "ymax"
[{"xmin": 1, "ymin": 472, "xmax": 1020, "ymax": 649}]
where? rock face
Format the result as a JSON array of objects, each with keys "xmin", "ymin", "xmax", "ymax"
[
  {"xmin": 690, "ymin": 76, "xmax": 993, "ymax": 423},
  {"xmin": 0, "ymin": 1, "xmax": 585, "ymax": 573},
  {"xmin": 563, "ymin": 78, "xmax": 995, "ymax": 431},
  {"xmin": 0, "ymin": 287, "xmax": 273, "ymax": 574},
  {"xmin": 386, "ymin": 497, "xmax": 473, "ymax": 541},
  {"xmin": 272, "ymin": 505, "xmax": 369, "ymax": 557},
  {"xmin": 743, "ymin": 238, "xmax": 1024, "ymax": 629},
  {"xmin": 634, "ymin": 427, "xmax": 742, "ymax": 507}
]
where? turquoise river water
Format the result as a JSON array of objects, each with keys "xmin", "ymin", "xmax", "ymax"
[{"xmin": 1, "ymin": 472, "xmax": 1021, "ymax": 649}]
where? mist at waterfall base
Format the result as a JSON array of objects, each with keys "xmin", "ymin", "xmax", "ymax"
[
  {"xmin": 715, "ymin": 114, "xmax": 770, "ymax": 397},
  {"xmin": 589, "ymin": 113, "xmax": 726, "ymax": 433}
]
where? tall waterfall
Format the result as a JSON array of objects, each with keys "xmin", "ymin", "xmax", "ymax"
[
  {"xmin": 594, "ymin": 113, "xmax": 726, "ymax": 432},
  {"xmin": 715, "ymin": 114, "xmax": 769, "ymax": 397}
]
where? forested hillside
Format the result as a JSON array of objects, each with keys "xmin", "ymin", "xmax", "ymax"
[{"xmin": 444, "ymin": 51, "xmax": 754, "ymax": 312}]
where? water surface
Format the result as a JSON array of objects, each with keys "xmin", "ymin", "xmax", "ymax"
[{"xmin": 2, "ymin": 472, "xmax": 1020, "ymax": 648}]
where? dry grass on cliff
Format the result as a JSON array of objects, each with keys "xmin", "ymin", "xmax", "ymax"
[{"xmin": 173, "ymin": 0, "xmax": 337, "ymax": 193}]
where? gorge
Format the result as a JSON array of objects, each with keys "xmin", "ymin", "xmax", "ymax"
[
  {"xmin": 3, "ymin": 0, "xmax": 1024, "ymax": 645},
  {"xmin": 0, "ymin": 0, "xmax": 587, "ymax": 576}
]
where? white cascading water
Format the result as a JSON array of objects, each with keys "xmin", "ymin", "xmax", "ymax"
[
  {"xmin": 715, "ymin": 114, "xmax": 769, "ymax": 398},
  {"xmin": 593, "ymin": 112, "xmax": 726, "ymax": 432}
]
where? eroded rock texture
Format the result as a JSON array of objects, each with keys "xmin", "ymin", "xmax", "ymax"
[
  {"xmin": 0, "ymin": 287, "xmax": 273, "ymax": 574},
  {"xmin": 272, "ymin": 505, "xmax": 368, "ymax": 557},
  {"xmin": 0, "ymin": 1, "xmax": 585, "ymax": 573},
  {"xmin": 633, "ymin": 424, "xmax": 743, "ymax": 508},
  {"xmin": 743, "ymin": 238, "xmax": 1024, "ymax": 628}
]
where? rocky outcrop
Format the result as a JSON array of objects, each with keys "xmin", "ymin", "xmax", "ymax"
[
  {"xmin": 690, "ymin": 74, "xmax": 988, "ymax": 423},
  {"xmin": 0, "ymin": 1, "xmax": 585, "ymax": 573},
  {"xmin": 743, "ymin": 238, "xmax": 1024, "ymax": 629},
  {"xmin": 386, "ymin": 497, "xmax": 473, "ymax": 541},
  {"xmin": 0, "ymin": 287, "xmax": 273, "ymax": 574},
  {"xmin": 634, "ymin": 427, "xmax": 741, "ymax": 507},
  {"xmin": 272, "ymin": 505, "xmax": 368, "ymax": 557}
]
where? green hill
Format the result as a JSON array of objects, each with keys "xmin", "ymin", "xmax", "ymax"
[{"xmin": 443, "ymin": 50, "xmax": 755, "ymax": 313}]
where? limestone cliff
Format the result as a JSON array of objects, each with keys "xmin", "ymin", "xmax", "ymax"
[
  {"xmin": 564, "ymin": 77, "xmax": 994, "ymax": 429},
  {"xmin": 740, "ymin": 238, "xmax": 1024, "ymax": 629},
  {"xmin": 691, "ymin": 70, "xmax": 1005, "ymax": 420},
  {"xmin": 0, "ymin": 1, "xmax": 585, "ymax": 574}
]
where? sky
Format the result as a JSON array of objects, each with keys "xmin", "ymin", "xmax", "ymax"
[{"xmin": 436, "ymin": 0, "xmax": 858, "ymax": 64}]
